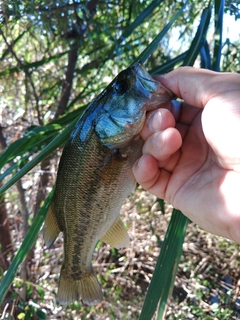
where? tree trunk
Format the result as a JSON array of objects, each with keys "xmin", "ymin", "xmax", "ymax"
[
  {"xmin": 0, "ymin": 127, "xmax": 29, "ymax": 301},
  {"xmin": 0, "ymin": 128, "xmax": 13, "ymax": 271},
  {"xmin": 34, "ymin": 0, "xmax": 99, "ymax": 216},
  {"xmin": 16, "ymin": 179, "xmax": 29, "ymax": 301},
  {"xmin": 0, "ymin": 183, "xmax": 13, "ymax": 271}
]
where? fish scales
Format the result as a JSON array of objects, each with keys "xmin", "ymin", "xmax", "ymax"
[
  {"xmin": 43, "ymin": 62, "xmax": 172, "ymax": 306},
  {"xmin": 55, "ymin": 129, "xmax": 142, "ymax": 272}
]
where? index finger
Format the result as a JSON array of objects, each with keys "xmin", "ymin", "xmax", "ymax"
[{"xmin": 155, "ymin": 67, "xmax": 240, "ymax": 109}]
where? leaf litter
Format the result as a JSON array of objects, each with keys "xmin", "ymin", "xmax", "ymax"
[{"xmin": 2, "ymin": 176, "xmax": 240, "ymax": 319}]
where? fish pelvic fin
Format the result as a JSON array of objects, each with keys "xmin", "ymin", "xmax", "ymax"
[
  {"xmin": 42, "ymin": 203, "xmax": 61, "ymax": 248},
  {"xmin": 101, "ymin": 217, "xmax": 130, "ymax": 249},
  {"xmin": 57, "ymin": 268, "xmax": 103, "ymax": 306}
]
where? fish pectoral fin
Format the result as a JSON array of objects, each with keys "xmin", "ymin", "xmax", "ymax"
[
  {"xmin": 42, "ymin": 203, "xmax": 61, "ymax": 248},
  {"xmin": 101, "ymin": 218, "xmax": 130, "ymax": 249},
  {"xmin": 57, "ymin": 267, "xmax": 103, "ymax": 306}
]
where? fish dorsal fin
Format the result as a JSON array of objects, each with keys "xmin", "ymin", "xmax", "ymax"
[
  {"xmin": 42, "ymin": 203, "xmax": 61, "ymax": 248},
  {"xmin": 101, "ymin": 218, "xmax": 130, "ymax": 249}
]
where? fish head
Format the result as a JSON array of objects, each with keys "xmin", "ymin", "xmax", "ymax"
[{"xmin": 95, "ymin": 62, "xmax": 172, "ymax": 149}]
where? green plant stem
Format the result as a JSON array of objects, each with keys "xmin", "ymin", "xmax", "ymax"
[
  {"xmin": 0, "ymin": 188, "xmax": 54, "ymax": 304},
  {"xmin": 0, "ymin": 119, "xmax": 78, "ymax": 195},
  {"xmin": 139, "ymin": 210, "xmax": 189, "ymax": 320}
]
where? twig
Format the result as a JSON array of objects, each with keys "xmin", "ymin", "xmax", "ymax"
[{"xmin": 0, "ymin": 28, "xmax": 42, "ymax": 125}]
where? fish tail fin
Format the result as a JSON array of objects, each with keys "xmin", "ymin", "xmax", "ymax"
[
  {"xmin": 42, "ymin": 203, "xmax": 61, "ymax": 248},
  {"xmin": 57, "ymin": 268, "xmax": 103, "ymax": 306}
]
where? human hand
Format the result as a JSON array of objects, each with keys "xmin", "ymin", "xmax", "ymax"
[{"xmin": 133, "ymin": 67, "xmax": 240, "ymax": 242}]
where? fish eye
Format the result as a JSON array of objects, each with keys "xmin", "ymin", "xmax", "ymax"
[{"xmin": 114, "ymin": 79, "xmax": 130, "ymax": 95}]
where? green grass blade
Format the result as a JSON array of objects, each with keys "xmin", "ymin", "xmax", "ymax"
[
  {"xmin": 150, "ymin": 51, "xmax": 188, "ymax": 74},
  {"xmin": 212, "ymin": 0, "xmax": 224, "ymax": 71},
  {"xmin": 0, "ymin": 124, "xmax": 62, "ymax": 169},
  {"xmin": 0, "ymin": 160, "xmax": 23, "ymax": 182},
  {"xmin": 0, "ymin": 188, "xmax": 54, "ymax": 304},
  {"xmin": 200, "ymin": 39, "xmax": 212, "ymax": 69},
  {"xmin": 0, "ymin": 106, "xmax": 87, "ymax": 169},
  {"xmin": 118, "ymin": 0, "xmax": 164, "ymax": 44},
  {"xmin": 133, "ymin": 5, "xmax": 185, "ymax": 65},
  {"xmin": 0, "ymin": 118, "xmax": 78, "ymax": 195},
  {"xmin": 139, "ymin": 210, "xmax": 188, "ymax": 320},
  {"xmin": 156, "ymin": 211, "xmax": 188, "ymax": 319},
  {"xmin": 0, "ymin": 50, "xmax": 69, "ymax": 77},
  {"xmin": 104, "ymin": 1, "xmax": 164, "ymax": 62},
  {"xmin": 1, "ymin": 28, "xmax": 28, "ymax": 61},
  {"xmin": 52, "ymin": 105, "xmax": 87, "ymax": 126},
  {"xmin": 183, "ymin": 7, "xmax": 212, "ymax": 66}
]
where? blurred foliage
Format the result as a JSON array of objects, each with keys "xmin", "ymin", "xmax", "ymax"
[
  {"xmin": 0, "ymin": 0, "xmax": 240, "ymax": 319},
  {"xmin": 0, "ymin": 0, "xmax": 239, "ymax": 133},
  {"xmin": 0, "ymin": 0, "xmax": 208, "ymax": 128}
]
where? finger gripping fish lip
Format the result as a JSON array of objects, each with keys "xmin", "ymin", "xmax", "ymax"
[{"xmin": 94, "ymin": 64, "xmax": 165, "ymax": 148}]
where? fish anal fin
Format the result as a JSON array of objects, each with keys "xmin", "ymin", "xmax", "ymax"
[
  {"xmin": 57, "ymin": 268, "xmax": 103, "ymax": 306},
  {"xmin": 42, "ymin": 203, "xmax": 60, "ymax": 248},
  {"xmin": 101, "ymin": 218, "xmax": 130, "ymax": 249}
]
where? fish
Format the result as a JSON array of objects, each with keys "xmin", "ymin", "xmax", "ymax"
[{"xmin": 42, "ymin": 62, "xmax": 172, "ymax": 306}]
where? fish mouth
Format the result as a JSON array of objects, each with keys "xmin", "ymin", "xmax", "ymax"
[
  {"xmin": 133, "ymin": 62, "xmax": 159, "ymax": 98},
  {"xmin": 134, "ymin": 62, "xmax": 173, "ymax": 110}
]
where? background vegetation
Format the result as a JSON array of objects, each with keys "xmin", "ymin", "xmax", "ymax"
[{"xmin": 0, "ymin": 0, "xmax": 240, "ymax": 319}]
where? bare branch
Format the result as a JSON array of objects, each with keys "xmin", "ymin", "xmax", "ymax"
[
  {"xmin": 0, "ymin": 127, "xmax": 13, "ymax": 270},
  {"xmin": 0, "ymin": 28, "xmax": 42, "ymax": 125},
  {"xmin": 54, "ymin": 0, "xmax": 99, "ymax": 118}
]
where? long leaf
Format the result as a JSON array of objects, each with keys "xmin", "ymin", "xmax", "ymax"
[
  {"xmin": 200, "ymin": 39, "xmax": 212, "ymax": 69},
  {"xmin": 0, "ymin": 188, "xmax": 54, "ymax": 304},
  {"xmin": 0, "ymin": 162, "xmax": 19, "ymax": 182},
  {"xmin": 0, "ymin": 50, "xmax": 69, "ymax": 77},
  {"xmin": 116, "ymin": 0, "xmax": 164, "ymax": 47},
  {"xmin": 212, "ymin": 0, "xmax": 224, "ymax": 71},
  {"xmin": 0, "ymin": 106, "xmax": 87, "ymax": 169},
  {"xmin": 105, "ymin": 0, "xmax": 164, "ymax": 62},
  {"xmin": 0, "ymin": 29, "xmax": 28, "ymax": 61},
  {"xmin": 0, "ymin": 118, "xmax": 78, "ymax": 195},
  {"xmin": 135, "ymin": 5, "xmax": 185, "ymax": 65},
  {"xmin": 183, "ymin": 7, "xmax": 212, "ymax": 66},
  {"xmin": 0, "ymin": 124, "xmax": 62, "ymax": 169},
  {"xmin": 156, "ymin": 210, "xmax": 189, "ymax": 319},
  {"xmin": 139, "ymin": 210, "xmax": 188, "ymax": 320},
  {"xmin": 150, "ymin": 51, "xmax": 188, "ymax": 75}
]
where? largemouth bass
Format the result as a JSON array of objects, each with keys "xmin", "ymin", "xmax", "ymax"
[{"xmin": 43, "ymin": 62, "xmax": 172, "ymax": 306}]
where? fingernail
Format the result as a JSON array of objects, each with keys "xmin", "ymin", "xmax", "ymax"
[
  {"xmin": 147, "ymin": 110, "xmax": 162, "ymax": 132},
  {"xmin": 133, "ymin": 158, "xmax": 140, "ymax": 170}
]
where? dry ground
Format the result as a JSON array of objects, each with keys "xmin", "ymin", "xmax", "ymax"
[{"xmin": 2, "ymin": 186, "xmax": 240, "ymax": 319}]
